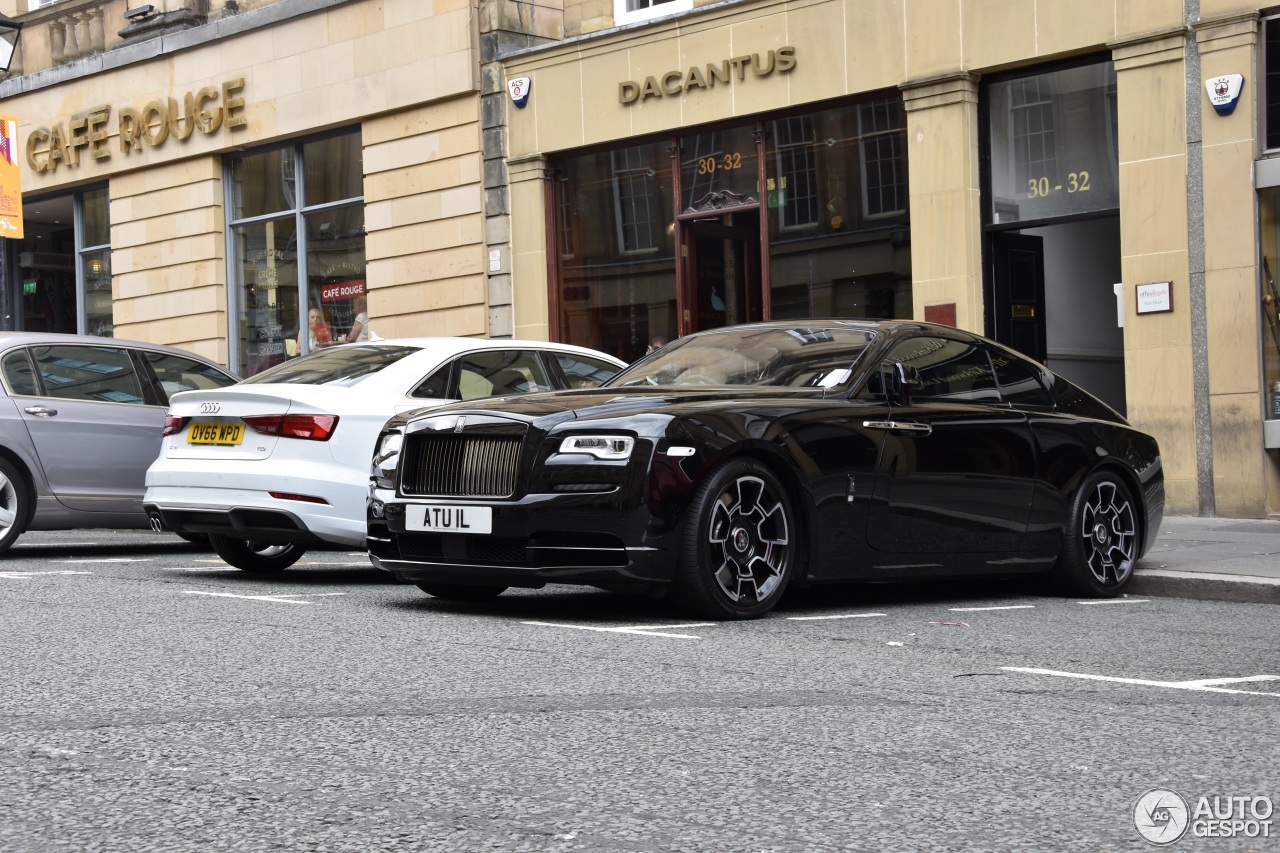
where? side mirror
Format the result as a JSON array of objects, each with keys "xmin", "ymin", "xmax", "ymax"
[{"xmin": 894, "ymin": 362, "xmax": 922, "ymax": 405}]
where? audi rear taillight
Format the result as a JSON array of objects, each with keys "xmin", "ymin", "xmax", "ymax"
[
  {"xmin": 162, "ymin": 416, "xmax": 189, "ymax": 436},
  {"xmin": 242, "ymin": 414, "xmax": 339, "ymax": 441}
]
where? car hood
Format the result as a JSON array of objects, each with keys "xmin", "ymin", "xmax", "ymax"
[{"xmin": 390, "ymin": 386, "xmax": 829, "ymax": 432}]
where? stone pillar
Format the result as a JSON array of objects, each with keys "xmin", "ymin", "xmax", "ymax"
[
  {"xmin": 900, "ymin": 73, "xmax": 983, "ymax": 332},
  {"xmin": 508, "ymin": 154, "xmax": 550, "ymax": 340},
  {"xmin": 1195, "ymin": 12, "xmax": 1276, "ymax": 516},
  {"xmin": 478, "ymin": 0, "xmax": 564, "ymax": 340},
  {"xmin": 1111, "ymin": 30, "xmax": 1198, "ymax": 515}
]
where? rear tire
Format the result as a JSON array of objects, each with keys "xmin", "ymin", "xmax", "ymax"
[
  {"xmin": 0, "ymin": 457, "xmax": 30, "ymax": 555},
  {"xmin": 415, "ymin": 583, "xmax": 507, "ymax": 600},
  {"xmin": 1059, "ymin": 470, "xmax": 1138, "ymax": 597},
  {"xmin": 667, "ymin": 458, "xmax": 796, "ymax": 620},
  {"xmin": 208, "ymin": 534, "xmax": 306, "ymax": 573}
]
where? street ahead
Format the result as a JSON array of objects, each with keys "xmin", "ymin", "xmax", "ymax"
[{"xmin": 2, "ymin": 530, "xmax": 1278, "ymax": 852}]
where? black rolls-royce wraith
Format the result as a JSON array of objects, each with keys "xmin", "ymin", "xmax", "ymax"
[{"xmin": 367, "ymin": 320, "xmax": 1163, "ymax": 620}]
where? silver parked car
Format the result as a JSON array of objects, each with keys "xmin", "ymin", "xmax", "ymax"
[{"xmin": 0, "ymin": 332, "xmax": 238, "ymax": 554}]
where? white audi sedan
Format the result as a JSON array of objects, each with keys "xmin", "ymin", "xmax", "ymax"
[{"xmin": 143, "ymin": 338, "xmax": 625, "ymax": 572}]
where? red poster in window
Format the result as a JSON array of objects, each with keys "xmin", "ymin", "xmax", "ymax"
[{"xmin": 319, "ymin": 280, "xmax": 365, "ymax": 302}]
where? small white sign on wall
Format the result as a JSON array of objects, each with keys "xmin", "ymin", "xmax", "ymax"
[{"xmin": 1135, "ymin": 281, "xmax": 1173, "ymax": 315}]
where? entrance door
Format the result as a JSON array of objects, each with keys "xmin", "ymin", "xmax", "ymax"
[
  {"xmin": 682, "ymin": 209, "xmax": 762, "ymax": 333},
  {"xmin": 990, "ymin": 232, "xmax": 1047, "ymax": 363}
]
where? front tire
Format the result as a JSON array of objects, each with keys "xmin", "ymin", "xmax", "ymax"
[
  {"xmin": 416, "ymin": 583, "xmax": 507, "ymax": 600},
  {"xmin": 0, "ymin": 457, "xmax": 30, "ymax": 555},
  {"xmin": 668, "ymin": 459, "xmax": 797, "ymax": 620},
  {"xmin": 208, "ymin": 534, "xmax": 306, "ymax": 573},
  {"xmin": 1059, "ymin": 470, "xmax": 1139, "ymax": 597}
]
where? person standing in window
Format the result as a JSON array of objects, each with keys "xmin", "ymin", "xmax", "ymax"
[
  {"xmin": 344, "ymin": 295, "xmax": 370, "ymax": 343},
  {"xmin": 308, "ymin": 307, "xmax": 332, "ymax": 350}
]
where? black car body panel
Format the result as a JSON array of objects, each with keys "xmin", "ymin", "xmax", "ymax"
[{"xmin": 368, "ymin": 321, "xmax": 1164, "ymax": 598}]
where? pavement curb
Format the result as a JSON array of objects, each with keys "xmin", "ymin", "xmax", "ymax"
[{"xmin": 1130, "ymin": 569, "xmax": 1280, "ymax": 605}]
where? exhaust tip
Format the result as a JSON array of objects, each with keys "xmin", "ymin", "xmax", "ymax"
[{"xmin": 148, "ymin": 513, "xmax": 165, "ymax": 533}]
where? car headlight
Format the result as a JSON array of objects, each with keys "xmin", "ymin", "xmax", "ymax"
[
  {"xmin": 558, "ymin": 434, "xmax": 634, "ymax": 461},
  {"xmin": 371, "ymin": 431, "xmax": 403, "ymax": 488}
]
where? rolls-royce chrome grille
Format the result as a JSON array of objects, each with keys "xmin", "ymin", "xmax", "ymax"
[{"xmin": 400, "ymin": 434, "xmax": 522, "ymax": 498}]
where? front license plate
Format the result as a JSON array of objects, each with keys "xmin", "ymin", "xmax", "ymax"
[
  {"xmin": 188, "ymin": 421, "xmax": 245, "ymax": 446},
  {"xmin": 406, "ymin": 504, "xmax": 492, "ymax": 535}
]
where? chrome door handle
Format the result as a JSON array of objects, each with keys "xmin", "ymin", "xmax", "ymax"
[
  {"xmin": 24, "ymin": 406, "xmax": 58, "ymax": 417},
  {"xmin": 863, "ymin": 419, "xmax": 932, "ymax": 435}
]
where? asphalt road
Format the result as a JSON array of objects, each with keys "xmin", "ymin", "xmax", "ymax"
[{"xmin": 2, "ymin": 529, "xmax": 1278, "ymax": 852}]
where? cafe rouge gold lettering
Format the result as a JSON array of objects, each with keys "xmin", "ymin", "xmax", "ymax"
[
  {"xmin": 619, "ymin": 47, "xmax": 796, "ymax": 104},
  {"xmin": 25, "ymin": 78, "xmax": 247, "ymax": 173}
]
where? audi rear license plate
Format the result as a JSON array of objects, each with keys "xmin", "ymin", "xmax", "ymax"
[
  {"xmin": 406, "ymin": 504, "xmax": 492, "ymax": 535},
  {"xmin": 188, "ymin": 421, "xmax": 245, "ymax": 446}
]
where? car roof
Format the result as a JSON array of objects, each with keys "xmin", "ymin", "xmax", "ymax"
[
  {"xmin": 679, "ymin": 319, "xmax": 956, "ymax": 337},
  {"xmin": 347, "ymin": 337, "xmax": 628, "ymax": 364},
  {"xmin": 0, "ymin": 331, "xmax": 228, "ymax": 364}
]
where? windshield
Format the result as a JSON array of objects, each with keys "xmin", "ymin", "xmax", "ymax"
[
  {"xmin": 606, "ymin": 326, "xmax": 877, "ymax": 389},
  {"xmin": 241, "ymin": 344, "xmax": 421, "ymax": 386}
]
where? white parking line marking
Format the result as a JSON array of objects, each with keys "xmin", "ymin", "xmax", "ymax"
[
  {"xmin": 1076, "ymin": 599, "xmax": 1149, "ymax": 605},
  {"xmin": 1003, "ymin": 667, "xmax": 1280, "ymax": 697},
  {"xmin": 181, "ymin": 591, "xmax": 347, "ymax": 605},
  {"xmin": 1176, "ymin": 675, "xmax": 1280, "ymax": 688},
  {"xmin": 57, "ymin": 558, "xmax": 152, "ymax": 563},
  {"xmin": 786, "ymin": 612, "xmax": 888, "ymax": 621},
  {"xmin": 949, "ymin": 605, "xmax": 1036, "ymax": 612},
  {"xmin": 0, "ymin": 570, "xmax": 94, "ymax": 580},
  {"xmin": 523, "ymin": 621, "xmax": 714, "ymax": 639},
  {"xmin": 163, "ymin": 567, "xmax": 240, "ymax": 572}
]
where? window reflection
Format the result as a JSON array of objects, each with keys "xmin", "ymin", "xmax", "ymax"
[
  {"xmin": 766, "ymin": 100, "xmax": 912, "ymax": 321},
  {"xmin": 229, "ymin": 129, "xmax": 365, "ymax": 375},
  {"xmin": 552, "ymin": 142, "xmax": 677, "ymax": 363}
]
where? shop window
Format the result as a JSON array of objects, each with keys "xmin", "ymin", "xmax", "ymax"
[
  {"xmin": 615, "ymin": 0, "xmax": 692, "ymax": 26},
  {"xmin": 767, "ymin": 99, "xmax": 912, "ymax": 322},
  {"xmin": 81, "ymin": 188, "xmax": 113, "ymax": 337},
  {"xmin": 227, "ymin": 128, "xmax": 365, "ymax": 376},
  {"xmin": 14, "ymin": 187, "xmax": 111, "ymax": 337},
  {"xmin": 551, "ymin": 142, "xmax": 677, "ymax": 362}
]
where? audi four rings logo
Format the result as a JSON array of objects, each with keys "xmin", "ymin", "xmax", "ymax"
[{"xmin": 199, "ymin": 402, "xmax": 220, "ymax": 414}]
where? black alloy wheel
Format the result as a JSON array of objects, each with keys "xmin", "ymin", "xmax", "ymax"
[
  {"xmin": 0, "ymin": 457, "xmax": 29, "ymax": 554},
  {"xmin": 208, "ymin": 534, "xmax": 306, "ymax": 573},
  {"xmin": 1059, "ymin": 470, "xmax": 1139, "ymax": 597},
  {"xmin": 415, "ymin": 583, "xmax": 508, "ymax": 600},
  {"xmin": 670, "ymin": 458, "xmax": 796, "ymax": 620}
]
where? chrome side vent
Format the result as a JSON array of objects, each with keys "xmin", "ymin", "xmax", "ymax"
[{"xmin": 401, "ymin": 434, "xmax": 522, "ymax": 498}]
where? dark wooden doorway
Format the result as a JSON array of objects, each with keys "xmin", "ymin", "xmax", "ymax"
[{"xmin": 990, "ymin": 232, "xmax": 1047, "ymax": 363}]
